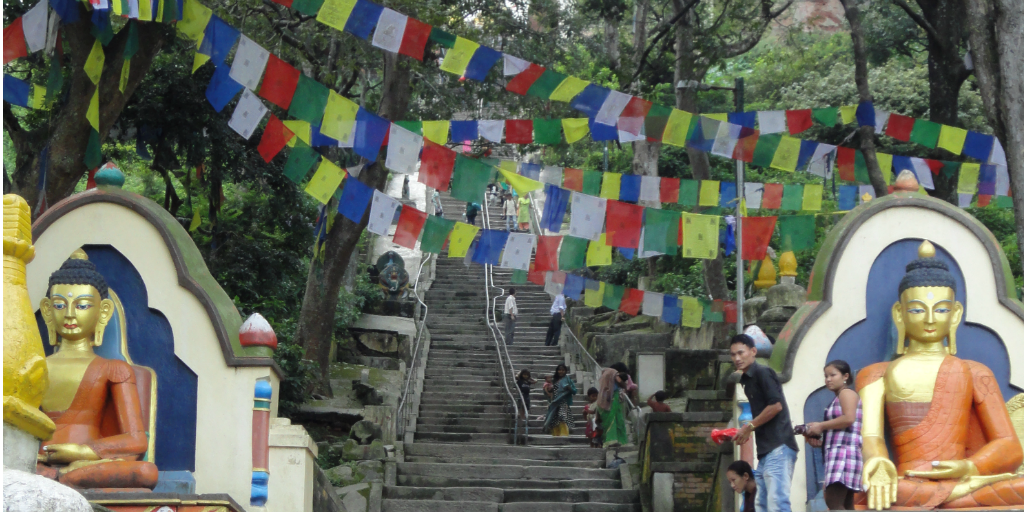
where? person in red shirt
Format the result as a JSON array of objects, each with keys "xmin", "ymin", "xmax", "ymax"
[{"xmin": 647, "ymin": 390, "xmax": 671, "ymax": 412}]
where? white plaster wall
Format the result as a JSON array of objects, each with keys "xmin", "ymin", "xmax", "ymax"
[
  {"xmin": 781, "ymin": 205, "xmax": 1024, "ymax": 510},
  {"xmin": 27, "ymin": 201, "xmax": 281, "ymax": 510},
  {"xmin": 637, "ymin": 353, "xmax": 665, "ymax": 402}
]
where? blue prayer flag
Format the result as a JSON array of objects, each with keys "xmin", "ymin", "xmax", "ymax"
[
  {"xmin": 796, "ymin": 140, "xmax": 818, "ymax": 171},
  {"xmin": 471, "ymin": 229, "xmax": 509, "ymax": 266},
  {"xmin": 588, "ymin": 118, "xmax": 617, "ymax": 141},
  {"xmin": 3, "ymin": 75, "xmax": 30, "ymax": 108},
  {"xmin": 338, "ymin": 176, "xmax": 374, "ymax": 223},
  {"xmin": 619, "ymin": 175, "xmax": 641, "ymax": 203},
  {"xmin": 728, "ymin": 111, "xmax": 756, "ymax": 129},
  {"xmin": 344, "ymin": 0, "xmax": 384, "ymax": 40},
  {"xmin": 50, "ymin": 0, "xmax": 81, "ymax": 22},
  {"xmin": 205, "ymin": 65, "xmax": 243, "ymax": 112},
  {"xmin": 463, "ymin": 46, "xmax": 501, "ymax": 82},
  {"xmin": 962, "ymin": 131, "xmax": 995, "ymax": 161},
  {"xmin": 519, "ymin": 163, "xmax": 541, "ymax": 181},
  {"xmin": 450, "ymin": 120, "xmax": 478, "ymax": 142},
  {"xmin": 354, "ymin": 107, "xmax": 390, "ymax": 161},
  {"xmin": 563, "ymin": 274, "xmax": 584, "ymax": 300},
  {"xmin": 541, "ymin": 184, "xmax": 570, "ymax": 232},
  {"xmin": 720, "ymin": 182, "xmax": 737, "ymax": 208},
  {"xmin": 310, "ymin": 124, "xmax": 339, "ymax": 147},
  {"xmin": 855, "ymin": 102, "xmax": 875, "ymax": 129},
  {"xmin": 686, "ymin": 118, "xmax": 715, "ymax": 153},
  {"xmin": 979, "ymin": 164, "xmax": 997, "ymax": 195},
  {"xmin": 571, "ymin": 85, "xmax": 611, "ymax": 118},
  {"xmin": 617, "ymin": 248, "xmax": 634, "ymax": 260},
  {"xmin": 892, "ymin": 155, "xmax": 914, "ymax": 175},
  {"xmin": 199, "ymin": 16, "xmax": 240, "ymax": 67},
  {"xmin": 838, "ymin": 185, "xmax": 858, "ymax": 210},
  {"xmin": 661, "ymin": 294, "xmax": 681, "ymax": 325}
]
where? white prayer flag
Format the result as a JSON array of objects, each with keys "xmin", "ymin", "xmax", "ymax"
[
  {"xmin": 642, "ymin": 291, "xmax": 664, "ymax": 317},
  {"xmin": 910, "ymin": 158, "xmax": 935, "ymax": 190},
  {"xmin": 711, "ymin": 122, "xmax": 742, "ymax": 158},
  {"xmin": 500, "ymin": 233, "xmax": 536, "ymax": 271},
  {"xmin": 568, "ymin": 193, "xmax": 606, "ymax": 241},
  {"xmin": 478, "ymin": 120, "xmax": 504, "ymax": 143},
  {"xmin": 503, "ymin": 54, "xmax": 529, "ymax": 76},
  {"xmin": 996, "ymin": 165, "xmax": 1009, "ymax": 196},
  {"xmin": 229, "ymin": 36, "xmax": 270, "ymax": 91},
  {"xmin": 595, "ymin": 90, "xmax": 632, "ymax": 126},
  {"xmin": 23, "ymin": 0, "xmax": 48, "ymax": 53},
  {"xmin": 958, "ymin": 193, "xmax": 973, "ymax": 208},
  {"xmin": 990, "ymin": 139, "xmax": 1007, "ymax": 166},
  {"xmin": 347, "ymin": 164, "xmax": 363, "ymax": 178},
  {"xmin": 544, "ymin": 272, "xmax": 563, "ymax": 296},
  {"xmin": 127, "ymin": 0, "xmax": 140, "ymax": 19},
  {"xmin": 384, "ymin": 123, "xmax": 423, "ymax": 175},
  {"xmin": 807, "ymin": 144, "xmax": 836, "ymax": 178},
  {"xmin": 617, "ymin": 129, "xmax": 645, "ymax": 142},
  {"xmin": 227, "ymin": 89, "xmax": 268, "ymax": 140},
  {"xmin": 45, "ymin": 10, "xmax": 60, "ymax": 55},
  {"xmin": 639, "ymin": 176, "xmax": 661, "ymax": 204},
  {"xmin": 541, "ymin": 166, "xmax": 563, "ymax": 185},
  {"xmin": 371, "ymin": 9, "xmax": 408, "ymax": 53},
  {"xmin": 335, "ymin": 122, "xmax": 357, "ymax": 148},
  {"xmin": 744, "ymin": 183, "xmax": 763, "ymax": 210},
  {"xmin": 757, "ymin": 111, "xmax": 787, "ymax": 134},
  {"xmin": 367, "ymin": 190, "xmax": 402, "ymax": 236},
  {"xmin": 874, "ymin": 108, "xmax": 890, "ymax": 133}
]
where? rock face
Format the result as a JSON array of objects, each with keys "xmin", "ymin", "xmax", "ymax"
[
  {"xmin": 352, "ymin": 382, "xmax": 384, "ymax": 406},
  {"xmin": 350, "ymin": 420, "xmax": 383, "ymax": 445},
  {"xmin": 2, "ymin": 468, "xmax": 91, "ymax": 512}
]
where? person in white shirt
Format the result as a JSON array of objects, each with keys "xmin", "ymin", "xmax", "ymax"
[
  {"xmin": 544, "ymin": 293, "xmax": 566, "ymax": 346},
  {"xmin": 503, "ymin": 193, "xmax": 518, "ymax": 232},
  {"xmin": 503, "ymin": 288, "xmax": 518, "ymax": 345}
]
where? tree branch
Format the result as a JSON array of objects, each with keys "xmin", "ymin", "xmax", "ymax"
[
  {"xmin": 3, "ymin": 103, "xmax": 31, "ymax": 157},
  {"xmin": 628, "ymin": 0, "xmax": 702, "ymax": 85},
  {"xmin": 890, "ymin": 0, "xmax": 946, "ymax": 52}
]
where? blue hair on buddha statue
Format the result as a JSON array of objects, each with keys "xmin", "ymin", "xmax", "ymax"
[
  {"xmin": 897, "ymin": 241, "xmax": 955, "ymax": 295},
  {"xmin": 47, "ymin": 258, "xmax": 110, "ymax": 299}
]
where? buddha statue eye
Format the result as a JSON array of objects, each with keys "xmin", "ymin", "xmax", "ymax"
[
  {"xmin": 76, "ymin": 303, "xmax": 92, "ymax": 311},
  {"xmin": 935, "ymin": 307, "xmax": 950, "ymax": 314},
  {"xmin": 53, "ymin": 302, "xmax": 66, "ymax": 310},
  {"xmin": 907, "ymin": 307, "xmax": 925, "ymax": 314}
]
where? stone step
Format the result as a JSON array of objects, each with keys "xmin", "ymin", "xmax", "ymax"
[
  {"xmin": 384, "ymin": 486, "xmax": 503, "ymax": 503},
  {"xmin": 396, "ymin": 475, "xmax": 620, "ymax": 490},
  {"xmin": 403, "ymin": 456, "xmax": 605, "ymax": 468},
  {"xmin": 398, "ymin": 463, "xmax": 618, "ymax": 481},
  {"xmin": 383, "ymin": 499, "xmax": 498, "ymax": 512},
  {"xmin": 403, "ymin": 443, "xmax": 605, "ymax": 461},
  {"xmin": 415, "ymin": 424, "xmax": 587, "ymax": 435},
  {"xmin": 414, "ymin": 432, "xmax": 591, "ymax": 445},
  {"xmin": 501, "ymin": 502, "xmax": 640, "ymax": 512},
  {"xmin": 503, "ymin": 489, "xmax": 638, "ymax": 504}
]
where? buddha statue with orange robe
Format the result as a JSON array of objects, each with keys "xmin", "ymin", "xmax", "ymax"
[
  {"xmin": 36, "ymin": 256, "xmax": 158, "ymax": 490},
  {"xmin": 857, "ymin": 241, "xmax": 1024, "ymax": 509}
]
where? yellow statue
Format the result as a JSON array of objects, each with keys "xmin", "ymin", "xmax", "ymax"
[
  {"xmin": 857, "ymin": 240, "xmax": 1024, "ymax": 509},
  {"xmin": 3, "ymin": 194, "xmax": 56, "ymax": 440},
  {"xmin": 36, "ymin": 252, "xmax": 158, "ymax": 489}
]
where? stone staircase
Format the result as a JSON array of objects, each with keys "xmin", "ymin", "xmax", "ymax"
[{"xmin": 383, "ymin": 192, "xmax": 639, "ymax": 511}]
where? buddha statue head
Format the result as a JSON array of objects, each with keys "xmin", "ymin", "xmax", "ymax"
[
  {"xmin": 39, "ymin": 255, "xmax": 115, "ymax": 350},
  {"xmin": 891, "ymin": 240, "xmax": 963, "ymax": 355}
]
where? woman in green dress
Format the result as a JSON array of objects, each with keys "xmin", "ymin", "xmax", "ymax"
[{"xmin": 597, "ymin": 363, "xmax": 632, "ymax": 447}]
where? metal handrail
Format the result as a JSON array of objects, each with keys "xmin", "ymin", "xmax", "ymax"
[{"xmin": 395, "ymin": 252, "xmax": 433, "ymax": 441}]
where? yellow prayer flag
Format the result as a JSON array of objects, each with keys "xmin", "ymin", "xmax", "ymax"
[
  {"xmin": 499, "ymin": 169, "xmax": 543, "ymax": 196},
  {"xmin": 876, "ymin": 153, "xmax": 893, "ymax": 185},
  {"xmin": 447, "ymin": 222, "xmax": 480, "ymax": 258},
  {"xmin": 698, "ymin": 180, "xmax": 720, "ymax": 207},
  {"xmin": 179, "ymin": 0, "xmax": 213, "ymax": 42},
  {"xmin": 85, "ymin": 39, "xmax": 105, "ymax": 85},
  {"xmin": 439, "ymin": 37, "xmax": 479, "ymax": 76},
  {"xmin": 600, "ymin": 172, "xmax": 621, "ymax": 200},
  {"xmin": 958, "ymin": 163, "xmax": 980, "ymax": 195},
  {"xmin": 139, "ymin": 0, "xmax": 153, "ymax": 20},
  {"xmin": 662, "ymin": 109, "xmax": 692, "ymax": 148},
  {"xmin": 87, "ymin": 87, "xmax": 100, "ymax": 131},
  {"xmin": 189, "ymin": 210, "xmax": 201, "ymax": 232},
  {"xmin": 704, "ymin": 113, "xmax": 728, "ymax": 122},
  {"xmin": 937, "ymin": 125, "xmax": 968, "ymax": 155},
  {"xmin": 304, "ymin": 160, "xmax": 346, "ymax": 204},
  {"xmin": 584, "ymin": 281, "xmax": 605, "ymax": 307},
  {"xmin": 586, "ymin": 234, "xmax": 613, "ymax": 267},
  {"xmin": 681, "ymin": 296, "xmax": 702, "ymax": 328},
  {"xmin": 192, "ymin": 52, "xmax": 211, "ymax": 73},
  {"xmin": 682, "ymin": 213, "xmax": 719, "ymax": 260},
  {"xmin": 321, "ymin": 90, "xmax": 359, "ymax": 142},
  {"xmin": 499, "ymin": 160, "xmax": 517, "ymax": 176},
  {"xmin": 562, "ymin": 118, "xmax": 590, "ymax": 144},
  {"xmin": 549, "ymin": 77, "xmax": 590, "ymax": 102},
  {"xmin": 770, "ymin": 136, "xmax": 801, "ymax": 172},
  {"xmin": 840, "ymin": 105, "xmax": 857, "ymax": 125},
  {"xmin": 284, "ymin": 120, "xmax": 312, "ymax": 147},
  {"xmin": 422, "ymin": 121, "xmax": 450, "ymax": 144},
  {"xmin": 316, "ymin": 0, "xmax": 358, "ymax": 31},
  {"xmin": 119, "ymin": 59, "xmax": 131, "ymax": 93},
  {"xmin": 802, "ymin": 184, "xmax": 823, "ymax": 211},
  {"xmin": 31, "ymin": 85, "xmax": 47, "ymax": 110}
]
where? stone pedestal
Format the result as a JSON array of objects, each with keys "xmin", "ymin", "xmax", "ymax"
[
  {"xmin": 3, "ymin": 467, "xmax": 92, "ymax": 512},
  {"xmin": 268, "ymin": 418, "xmax": 318, "ymax": 512},
  {"xmin": 3, "ymin": 422, "xmax": 39, "ymax": 473}
]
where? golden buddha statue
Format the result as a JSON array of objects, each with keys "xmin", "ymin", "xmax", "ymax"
[
  {"xmin": 857, "ymin": 240, "xmax": 1024, "ymax": 509},
  {"xmin": 36, "ymin": 254, "xmax": 158, "ymax": 489}
]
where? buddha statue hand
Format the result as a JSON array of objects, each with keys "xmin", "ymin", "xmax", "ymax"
[
  {"xmin": 906, "ymin": 459, "xmax": 979, "ymax": 480},
  {"xmin": 41, "ymin": 443, "xmax": 100, "ymax": 464},
  {"xmin": 864, "ymin": 456, "xmax": 899, "ymax": 510}
]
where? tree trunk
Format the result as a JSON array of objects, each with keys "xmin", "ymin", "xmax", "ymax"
[
  {"xmin": 631, "ymin": 0, "xmax": 659, "ymax": 210},
  {"xmin": 839, "ymin": 0, "xmax": 888, "ymax": 197},
  {"xmin": 604, "ymin": 18, "xmax": 621, "ymax": 71},
  {"xmin": 294, "ymin": 52, "xmax": 412, "ymax": 395},
  {"xmin": 5, "ymin": 18, "xmax": 172, "ymax": 213}
]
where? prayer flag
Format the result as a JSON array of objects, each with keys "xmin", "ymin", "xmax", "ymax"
[
  {"xmin": 394, "ymin": 205, "xmax": 428, "ymax": 248},
  {"xmin": 682, "ymin": 213, "xmax": 719, "ymax": 259},
  {"xmin": 527, "ymin": 70, "xmax": 568, "ymax": 99},
  {"xmin": 315, "ymin": 0, "xmax": 356, "ymax": 29},
  {"xmin": 305, "ymin": 160, "xmax": 346, "ymax": 204},
  {"xmin": 811, "ymin": 107, "xmax": 838, "ymax": 127},
  {"xmin": 679, "ymin": 179, "xmax": 699, "ymax": 206},
  {"xmin": 586, "ymin": 233, "xmax": 613, "ymax": 266},
  {"xmin": 885, "ymin": 113, "xmax": 914, "ymax": 141},
  {"xmin": 781, "ymin": 184, "xmax": 803, "ymax": 211},
  {"xmin": 86, "ymin": 87, "xmax": 100, "ymax": 130},
  {"xmin": 603, "ymin": 284, "xmax": 625, "ymax": 310},
  {"xmin": 910, "ymin": 158, "xmax": 935, "ymax": 190},
  {"xmin": 450, "ymin": 155, "xmax": 492, "ymax": 204},
  {"xmin": 562, "ymin": 118, "xmax": 590, "ymax": 143},
  {"xmin": 836, "ymin": 146, "xmax": 856, "ymax": 181},
  {"xmin": 501, "ymin": 233, "xmax": 536, "ymax": 270},
  {"xmin": 321, "ymin": 90, "xmax": 359, "ymax": 143},
  {"xmin": 979, "ymin": 164, "xmax": 997, "ymax": 195},
  {"xmin": 564, "ymin": 274, "xmax": 585, "ymax": 300},
  {"xmin": 367, "ymin": 190, "xmax": 402, "ymax": 235},
  {"xmin": 660, "ymin": 177, "xmax": 680, "ymax": 204},
  {"xmin": 562, "ymin": 168, "xmax": 583, "ymax": 191},
  {"xmin": 584, "ymin": 281, "xmax": 604, "ymax": 308},
  {"xmin": 283, "ymin": 140, "xmax": 319, "ymax": 183},
  {"xmin": 757, "ymin": 110, "xmax": 786, "ymax": 134},
  {"xmin": 589, "ymin": 118, "xmax": 617, "ymax": 141},
  {"xmin": 568, "ymin": 193, "xmax": 606, "ymax": 241},
  {"xmin": 420, "ymin": 215, "xmax": 455, "ymax": 254},
  {"xmin": 447, "ymin": 222, "xmax": 479, "ymax": 258},
  {"xmin": 422, "ymin": 120, "xmax": 449, "ymax": 144},
  {"xmin": 595, "ymin": 90, "xmax": 632, "ymax": 126},
  {"xmin": 699, "ymin": 180, "xmax": 720, "ymax": 207},
  {"xmin": 227, "ymin": 89, "xmax": 267, "ymax": 139},
  {"xmin": 199, "ymin": 16, "xmax": 239, "ymax": 68},
  {"xmin": 385, "ymin": 123, "xmax": 423, "ymax": 175},
  {"xmin": 439, "ymin": 37, "xmax": 478, "ymax": 75},
  {"xmin": 640, "ymin": 175, "xmax": 660, "ymax": 204},
  {"xmin": 353, "ymin": 107, "xmax": 390, "ymax": 161},
  {"xmin": 838, "ymin": 185, "xmax": 857, "ymax": 210},
  {"xmin": 661, "ymin": 109, "xmax": 693, "ymax": 147},
  {"xmin": 733, "ymin": 128, "xmax": 760, "ymax": 163},
  {"xmin": 541, "ymin": 184, "xmax": 570, "ymax": 232},
  {"xmin": 582, "ymin": 170, "xmax": 603, "ymax": 196},
  {"xmin": 3, "ymin": 19, "xmax": 27, "ymax": 64},
  {"xmin": 741, "ymin": 216, "xmax": 776, "ymax": 260},
  {"xmin": 289, "ymin": 74, "xmax": 330, "ymax": 124},
  {"xmin": 84, "ymin": 39, "xmax": 105, "ymax": 85},
  {"xmin": 751, "ymin": 134, "xmax": 782, "ymax": 168},
  {"xmin": 284, "ymin": 120, "xmax": 311, "ymax": 146},
  {"xmin": 535, "ymin": 235, "xmax": 561, "ymax": 271},
  {"xmin": 720, "ymin": 182, "xmax": 737, "ymax": 209},
  {"xmin": 450, "ymin": 120, "xmax": 478, "ymax": 142},
  {"xmin": 506, "ymin": 63, "xmax": 545, "ymax": 95},
  {"xmin": 662, "ymin": 295, "xmax": 681, "ymax": 325},
  {"xmin": 728, "ymin": 111, "xmax": 756, "ymax": 129},
  {"xmin": 569, "ymin": 84, "xmax": 610, "ymax": 117},
  {"xmin": 338, "ymin": 175, "xmax": 373, "ymax": 223},
  {"xmin": 786, "ymin": 109, "xmax": 812, "ymax": 134},
  {"xmin": 619, "ymin": 288, "xmax": 643, "ymax": 316},
  {"xmin": 85, "ymin": 130, "xmax": 101, "ymax": 169},
  {"xmin": 605, "ymin": 200, "xmax": 643, "ymax": 248},
  {"xmin": 370, "ymin": 8, "xmax": 406, "ymax": 52},
  {"xmin": 680, "ymin": 296, "xmax": 701, "ymax": 328},
  {"xmin": 957, "ymin": 193, "xmax": 973, "ymax": 208},
  {"xmin": 962, "ymin": 131, "xmax": 995, "ymax": 161},
  {"xmin": 645, "ymin": 104, "xmax": 672, "ymax": 141},
  {"xmin": 711, "ymin": 122, "xmax": 742, "ymax": 158},
  {"xmin": 937, "ymin": 125, "xmax": 968, "ymax": 154},
  {"xmin": 292, "ymin": 0, "xmax": 325, "ymax": 15},
  {"xmin": 761, "ymin": 183, "xmax": 783, "ymax": 209},
  {"xmin": 909, "ymin": 119, "xmax": 941, "ymax": 148},
  {"xmin": 778, "ymin": 215, "xmax": 815, "ymax": 251},
  {"xmin": 619, "ymin": 175, "xmax": 641, "ymax": 203},
  {"xmin": 855, "ymin": 102, "xmax": 875, "ymax": 128},
  {"xmin": 770, "ymin": 136, "xmax": 801, "ymax": 171},
  {"xmin": 559, "ymin": 235, "xmax": 588, "ymax": 270},
  {"xmin": 205, "ymin": 64, "xmax": 243, "ymax": 112},
  {"xmin": 644, "ymin": 208, "xmax": 680, "ymax": 255},
  {"xmin": 258, "ymin": 54, "xmax": 300, "ymax": 110},
  {"xmin": 419, "ymin": 140, "xmax": 455, "ymax": 191},
  {"xmin": 464, "ymin": 45, "xmax": 501, "ymax": 81},
  {"xmin": 23, "ymin": 0, "xmax": 48, "ymax": 53},
  {"xmin": 600, "ymin": 172, "xmax": 622, "ymax": 200},
  {"xmin": 505, "ymin": 120, "xmax": 533, "ymax": 144},
  {"xmin": 744, "ymin": 183, "xmax": 763, "ymax": 210},
  {"xmin": 503, "ymin": 54, "xmax": 529, "ymax": 76},
  {"xmin": 478, "ymin": 120, "xmax": 504, "ymax": 143},
  {"xmin": 807, "ymin": 144, "xmax": 836, "ymax": 178},
  {"xmin": 499, "ymin": 169, "xmax": 543, "ymax": 196},
  {"xmin": 519, "ymin": 162, "xmax": 541, "ymax": 181},
  {"xmin": 802, "ymin": 184, "xmax": 823, "ymax": 211},
  {"xmin": 642, "ymin": 291, "xmax": 664, "ymax": 318},
  {"xmin": 550, "ymin": 76, "xmax": 590, "ymax": 102},
  {"xmin": 398, "ymin": 17, "xmax": 431, "ymax": 60},
  {"xmin": 533, "ymin": 119, "xmax": 562, "ymax": 145},
  {"xmin": 429, "ymin": 27, "xmax": 456, "ymax": 48},
  {"xmin": 796, "ymin": 140, "xmax": 818, "ymax": 171},
  {"xmin": 541, "ymin": 166, "xmax": 563, "ymax": 186},
  {"xmin": 229, "ymin": 35, "xmax": 269, "ymax": 91},
  {"xmin": 687, "ymin": 117, "xmax": 717, "ymax": 153}
]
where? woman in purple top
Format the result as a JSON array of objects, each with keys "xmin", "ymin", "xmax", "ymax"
[{"xmin": 801, "ymin": 360, "xmax": 863, "ymax": 511}]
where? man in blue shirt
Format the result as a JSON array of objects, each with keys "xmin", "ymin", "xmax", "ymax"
[{"xmin": 544, "ymin": 293, "xmax": 566, "ymax": 346}]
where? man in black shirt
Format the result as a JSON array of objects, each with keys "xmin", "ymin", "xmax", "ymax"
[{"xmin": 731, "ymin": 334, "xmax": 798, "ymax": 512}]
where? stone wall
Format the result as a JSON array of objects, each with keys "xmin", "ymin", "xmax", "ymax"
[{"xmin": 642, "ymin": 412, "xmax": 732, "ymax": 512}]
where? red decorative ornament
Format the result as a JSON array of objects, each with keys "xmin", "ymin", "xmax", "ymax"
[{"xmin": 239, "ymin": 313, "xmax": 278, "ymax": 350}]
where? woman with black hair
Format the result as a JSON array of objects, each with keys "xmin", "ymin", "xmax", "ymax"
[
  {"xmin": 726, "ymin": 460, "xmax": 757, "ymax": 512},
  {"xmin": 800, "ymin": 360, "xmax": 863, "ymax": 511},
  {"xmin": 543, "ymin": 364, "xmax": 576, "ymax": 437},
  {"xmin": 597, "ymin": 362, "xmax": 634, "ymax": 447}
]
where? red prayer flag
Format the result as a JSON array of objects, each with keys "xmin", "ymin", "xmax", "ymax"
[
  {"xmin": 925, "ymin": 159, "xmax": 944, "ymax": 175},
  {"xmin": 836, "ymin": 147, "xmax": 856, "ymax": 182},
  {"xmin": 605, "ymin": 200, "xmax": 643, "ymax": 249},
  {"xmin": 884, "ymin": 113, "xmax": 915, "ymax": 142},
  {"xmin": 619, "ymin": 288, "xmax": 643, "ymax": 316},
  {"xmin": 528, "ymin": 263, "xmax": 546, "ymax": 285},
  {"xmin": 505, "ymin": 120, "xmax": 533, "ymax": 144},
  {"xmin": 761, "ymin": 184, "xmax": 784, "ymax": 209},
  {"xmin": 505, "ymin": 63, "xmax": 546, "ymax": 95},
  {"xmin": 257, "ymin": 115, "xmax": 295, "ymax": 163},
  {"xmin": 660, "ymin": 177, "xmax": 681, "ymax": 203},
  {"xmin": 620, "ymin": 96, "xmax": 652, "ymax": 118},
  {"xmin": 418, "ymin": 140, "xmax": 456, "ymax": 191},
  {"xmin": 271, "ymin": 0, "xmax": 293, "ymax": 6},
  {"xmin": 741, "ymin": 216, "xmax": 777, "ymax": 260},
  {"xmin": 393, "ymin": 206, "xmax": 428, "ymax": 248},
  {"xmin": 978, "ymin": 194, "xmax": 992, "ymax": 207},
  {"xmin": 258, "ymin": 55, "xmax": 301, "ymax": 110},
  {"xmin": 723, "ymin": 301, "xmax": 738, "ymax": 324},
  {"xmin": 535, "ymin": 235, "xmax": 561, "ymax": 271},
  {"xmin": 786, "ymin": 109, "xmax": 813, "ymax": 135},
  {"xmin": 4, "ymin": 18, "xmax": 27, "ymax": 64},
  {"xmin": 677, "ymin": 216, "xmax": 684, "ymax": 247},
  {"xmin": 399, "ymin": 18, "xmax": 431, "ymax": 61},
  {"xmin": 732, "ymin": 129, "xmax": 759, "ymax": 163},
  {"xmin": 87, "ymin": 168, "xmax": 98, "ymax": 189},
  {"xmin": 562, "ymin": 168, "xmax": 583, "ymax": 191}
]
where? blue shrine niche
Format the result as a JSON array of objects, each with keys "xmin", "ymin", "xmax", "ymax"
[
  {"xmin": 800, "ymin": 238, "xmax": 1021, "ymax": 499},
  {"xmin": 39, "ymin": 245, "xmax": 199, "ymax": 473}
]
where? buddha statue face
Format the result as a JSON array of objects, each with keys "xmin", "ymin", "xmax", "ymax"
[
  {"xmin": 43, "ymin": 284, "xmax": 114, "ymax": 344},
  {"xmin": 890, "ymin": 241, "xmax": 963, "ymax": 354}
]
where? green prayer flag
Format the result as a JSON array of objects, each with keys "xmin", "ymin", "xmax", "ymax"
[
  {"xmin": 644, "ymin": 104, "xmax": 673, "ymax": 140},
  {"xmin": 429, "ymin": 28, "xmax": 457, "ymax": 49},
  {"xmin": 283, "ymin": 141, "xmax": 320, "ymax": 184},
  {"xmin": 395, "ymin": 121, "xmax": 423, "ymax": 135},
  {"xmin": 940, "ymin": 161, "xmax": 959, "ymax": 179},
  {"xmin": 533, "ymin": 119, "xmax": 562, "ymax": 145},
  {"xmin": 512, "ymin": 269, "xmax": 528, "ymax": 284},
  {"xmin": 644, "ymin": 209, "xmax": 680, "ymax": 255},
  {"xmin": 559, "ymin": 236, "xmax": 589, "ymax": 270},
  {"xmin": 293, "ymin": 0, "xmax": 325, "ymax": 16},
  {"xmin": 582, "ymin": 170, "xmax": 602, "ymax": 196},
  {"xmin": 700, "ymin": 298, "xmax": 723, "ymax": 322},
  {"xmin": 603, "ymin": 284, "xmax": 625, "ymax": 310},
  {"xmin": 781, "ymin": 184, "xmax": 804, "ymax": 211},
  {"xmin": 46, "ymin": 58, "xmax": 63, "ymax": 104},
  {"xmin": 124, "ymin": 23, "xmax": 140, "ymax": 59},
  {"xmin": 420, "ymin": 215, "xmax": 456, "ymax": 254},
  {"xmin": 450, "ymin": 155, "xmax": 493, "ymax": 204},
  {"xmin": 752, "ymin": 133, "xmax": 782, "ymax": 168},
  {"xmin": 778, "ymin": 215, "xmax": 816, "ymax": 252},
  {"xmin": 91, "ymin": 13, "xmax": 115, "ymax": 45},
  {"xmin": 996, "ymin": 196, "xmax": 1014, "ymax": 209},
  {"xmin": 526, "ymin": 70, "xmax": 567, "ymax": 99},
  {"xmin": 853, "ymin": 150, "xmax": 869, "ymax": 183},
  {"xmin": 811, "ymin": 107, "xmax": 838, "ymax": 127},
  {"xmin": 289, "ymin": 75, "xmax": 330, "ymax": 124},
  {"xmin": 678, "ymin": 179, "xmax": 699, "ymax": 207},
  {"xmin": 161, "ymin": 0, "xmax": 180, "ymax": 22},
  {"xmin": 85, "ymin": 130, "xmax": 102, "ymax": 169},
  {"xmin": 909, "ymin": 119, "xmax": 941, "ymax": 149}
]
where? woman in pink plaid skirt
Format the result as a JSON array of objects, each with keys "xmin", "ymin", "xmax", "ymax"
[{"xmin": 802, "ymin": 360, "xmax": 863, "ymax": 511}]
